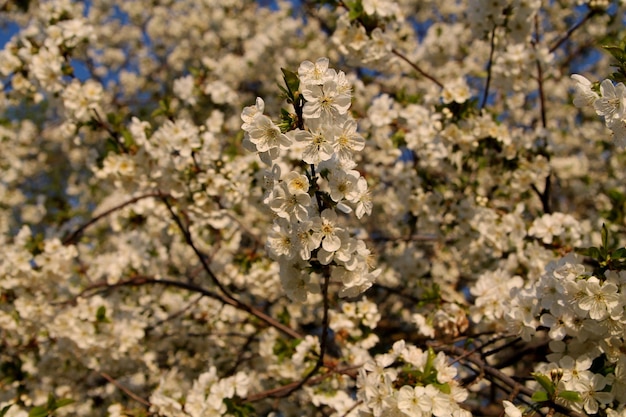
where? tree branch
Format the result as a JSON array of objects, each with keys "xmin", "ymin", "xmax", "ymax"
[
  {"xmin": 99, "ymin": 371, "xmax": 151, "ymax": 407},
  {"xmin": 62, "ymin": 192, "xmax": 168, "ymax": 245},
  {"xmin": 244, "ymin": 363, "xmax": 360, "ymax": 402},
  {"xmin": 70, "ymin": 275, "xmax": 303, "ymax": 340},
  {"xmin": 481, "ymin": 24, "xmax": 498, "ymax": 110},
  {"xmin": 549, "ymin": 9, "xmax": 597, "ymax": 54},
  {"xmin": 391, "ymin": 48, "xmax": 444, "ymax": 89},
  {"xmin": 158, "ymin": 192, "xmax": 234, "ymax": 297},
  {"xmin": 435, "ymin": 345, "xmax": 587, "ymax": 417}
]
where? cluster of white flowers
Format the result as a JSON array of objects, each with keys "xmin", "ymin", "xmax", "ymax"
[
  {"xmin": 528, "ymin": 212, "xmax": 583, "ymax": 246},
  {"xmin": 467, "ymin": 0, "xmax": 541, "ymax": 42},
  {"xmin": 0, "ymin": 0, "xmax": 94, "ymax": 99},
  {"xmin": 356, "ymin": 340, "xmax": 470, "ymax": 417},
  {"xmin": 573, "ymin": 74, "xmax": 626, "ymax": 146},
  {"xmin": 149, "ymin": 367, "xmax": 250, "ymax": 417},
  {"xmin": 242, "ymin": 57, "xmax": 378, "ymax": 301},
  {"xmin": 503, "ymin": 252, "xmax": 626, "ymax": 414},
  {"xmin": 3, "ymin": 0, "xmax": 626, "ymax": 416}
]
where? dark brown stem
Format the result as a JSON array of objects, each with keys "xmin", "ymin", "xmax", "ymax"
[
  {"xmin": 533, "ymin": 14, "xmax": 552, "ymax": 214},
  {"xmin": 244, "ymin": 363, "xmax": 360, "ymax": 402},
  {"xmin": 264, "ymin": 270, "xmax": 333, "ymax": 398},
  {"xmin": 158, "ymin": 193, "xmax": 234, "ymax": 297},
  {"xmin": 62, "ymin": 192, "xmax": 168, "ymax": 245},
  {"xmin": 99, "ymin": 372, "xmax": 151, "ymax": 407},
  {"xmin": 79, "ymin": 275, "xmax": 303, "ymax": 340},
  {"xmin": 549, "ymin": 9, "xmax": 596, "ymax": 54},
  {"xmin": 481, "ymin": 25, "xmax": 498, "ymax": 110},
  {"xmin": 391, "ymin": 48, "xmax": 444, "ymax": 89},
  {"xmin": 435, "ymin": 345, "xmax": 587, "ymax": 417}
]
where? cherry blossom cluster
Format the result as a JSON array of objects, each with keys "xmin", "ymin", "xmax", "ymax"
[
  {"xmin": 573, "ymin": 74, "xmax": 626, "ymax": 147},
  {"xmin": 503, "ymin": 252, "xmax": 626, "ymax": 415},
  {"xmin": 356, "ymin": 340, "xmax": 470, "ymax": 417},
  {"xmin": 241, "ymin": 57, "xmax": 378, "ymax": 301},
  {"xmin": 3, "ymin": 0, "xmax": 626, "ymax": 416}
]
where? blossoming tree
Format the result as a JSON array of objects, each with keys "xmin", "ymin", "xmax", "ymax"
[{"xmin": 2, "ymin": 0, "xmax": 626, "ymax": 416}]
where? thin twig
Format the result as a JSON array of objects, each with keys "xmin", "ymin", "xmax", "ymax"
[
  {"xmin": 481, "ymin": 24, "xmax": 498, "ymax": 110},
  {"xmin": 244, "ymin": 363, "xmax": 360, "ymax": 402},
  {"xmin": 391, "ymin": 48, "xmax": 444, "ymax": 89},
  {"xmin": 99, "ymin": 372, "xmax": 151, "ymax": 407},
  {"xmin": 549, "ymin": 9, "xmax": 596, "ymax": 54},
  {"xmin": 145, "ymin": 294, "xmax": 203, "ymax": 333},
  {"xmin": 70, "ymin": 275, "xmax": 302, "ymax": 340},
  {"xmin": 155, "ymin": 193, "xmax": 307, "ymax": 341},
  {"xmin": 436, "ymin": 345, "xmax": 587, "ymax": 417},
  {"xmin": 62, "ymin": 192, "xmax": 167, "ymax": 245},
  {"xmin": 271, "ymin": 269, "xmax": 333, "ymax": 398},
  {"xmin": 158, "ymin": 192, "xmax": 233, "ymax": 297},
  {"xmin": 532, "ymin": 13, "xmax": 552, "ymax": 215},
  {"xmin": 532, "ymin": 14, "xmax": 547, "ymax": 131},
  {"xmin": 91, "ymin": 109, "xmax": 128, "ymax": 153},
  {"xmin": 133, "ymin": 276, "xmax": 303, "ymax": 340}
]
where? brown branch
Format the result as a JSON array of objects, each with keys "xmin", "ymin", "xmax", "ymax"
[
  {"xmin": 244, "ymin": 364, "xmax": 360, "ymax": 402},
  {"xmin": 274, "ymin": 269, "xmax": 333, "ymax": 398},
  {"xmin": 158, "ymin": 192, "xmax": 235, "ymax": 297},
  {"xmin": 99, "ymin": 371, "xmax": 151, "ymax": 407},
  {"xmin": 154, "ymin": 194, "xmax": 308, "ymax": 342},
  {"xmin": 391, "ymin": 48, "xmax": 444, "ymax": 89},
  {"xmin": 91, "ymin": 109, "xmax": 129, "ymax": 153},
  {"xmin": 532, "ymin": 14, "xmax": 552, "ymax": 215},
  {"xmin": 331, "ymin": 0, "xmax": 443, "ymax": 88},
  {"xmin": 549, "ymin": 9, "xmax": 597, "ymax": 54},
  {"xmin": 88, "ymin": 275, "xmax": 303, "ymax": 340},
  {"xmin": 435, "ymin": 345, "xmax": 587, "ymax": 417},
  {"xmin": 481, "ymin": 24, "xmax": 498, "ymax": 110},
  {"xmin": 145, "ymin": 294, "xmax": 203, "ymax": 333},
  {"xmin": 62, "ymin": 192, "xmax": 167, "ymax": 245}
]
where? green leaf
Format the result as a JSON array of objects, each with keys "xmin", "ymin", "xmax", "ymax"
[
  {"xmin": 347, "ymin": 0, "xmax": 364, "ymax": 21},
  {"xmin": 224, "ymin": 397, "xmax": 255, "ymax": 417},
  {"xmin": 121, "ymin": 129, "xmax": 136, "ymax": 150},
  {"xmin": 531, "ymin": 390, "xmax": 549, "ymax": 403},
  {"xmin": 612, "ymin": 247, "xmax": 626, "ymax": 259},
  {"xmin": 46, "ymin": 393, "xmax": 55, "ymax": 410},
  {"xmin": 602, "ymin": 223, "xmax": 609, "ymax": 250},
  {"xmin": 278, "ymin": 107, "xmax": 297, "ymax": 132},
  {"xmin": 603, "ymin": 46, "xmax": 626, "ymax": 64},
  {"xmin": 277, "ymin": 84, "xmax": 289, "ymax": 96},
  {"xmin": 557, "ymin": 390, "xmax": 582, "ymax": 402},
  {"xmin": 422, "ymin": 348, "xmax": 437, "ymax": 379},
  {"xmin": 432, "ymin": 382, "xmax": 451, "ymax": 394},
  {"xmin": 577, "ymin": 246, "xmax": 601, "ymax": 260},
  {"xmin": 29, "ymin": 393, "xmax": 75, "ymax": 416},
  {"xmin": 104, "ymin": 137, "xmax": 121, "ymax": 155},
  {"xmin": 28, "ymin": 406, "xmax": 49, "ymax": 417},
  {"xmin": 281, "ymin": 68, "xmax": 300, "ymax": 98},
  {"xmin": 0, "ymin": 405, "xmax": 13, "ymax": 417},
  {"xmin": 273, "ymin": 338, "xmax": 301, "ymax": 362},
  {"xmin": 96, "ymin": 306, "xmax": 107, "ymax": 322},
  {"xmin": 151, "ymin": 98, "xmax": 172, "ymax": 118},
  {"xmin": 531, "ymin": 372, "xmax": 555, "ymax": 397},
  {"xmin": 53, "ymin": 398, "xmax": 74, "ymax": 410}
]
